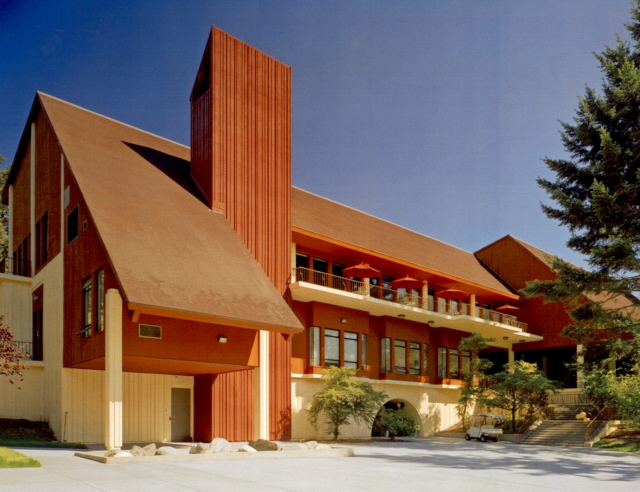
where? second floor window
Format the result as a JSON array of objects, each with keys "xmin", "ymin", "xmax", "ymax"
[
  {"xmin": 81, "ymin": 277, "xmax": 92, "ymax": 337},
  {"xmin": 382, "ymin": 338, "xmax": 428, "ymax": 376},
  {"xmin": 96, "ymin": 270, "xmax": 105, "ymax": 333},
  {"xmin": 309, "ymin": 326, "xmax": 366, "ymax": 369}
]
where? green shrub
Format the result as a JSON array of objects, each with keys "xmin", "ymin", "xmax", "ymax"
[{"xmin": 377, "ymin": 408, "xmax": 419, "ymax": 440}]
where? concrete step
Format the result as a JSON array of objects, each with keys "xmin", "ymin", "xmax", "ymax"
[{"xmin": 520, "ymin": 420, "xmax": 588, "ymax": 447}]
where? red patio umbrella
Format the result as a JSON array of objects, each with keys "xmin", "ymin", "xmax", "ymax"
[
  {"xmin": 342, "ymin": 262, "xmax": 381, "ymax": 279},
  {"xmin": 435, "ymin": 288, "xmax": 470, "ymax": 299},
  {"xmin": 390, "ymin": 275, "xmax": 425, "ymax": 290},
  {"xmin": 496, "ymin": 304, "xmax": 520, "ymax": 311}
]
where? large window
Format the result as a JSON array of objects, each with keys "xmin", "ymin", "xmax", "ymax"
[
  {"xmin": 81, "ymin": 277, "xmax": 92, "ymax": 337},
  {"xmin": 383, "ymin": 338, "xmax": 428, "ymax": 376},
  {"xmin": 324, "ymin": 329, "xmax": 340, "ymax": 366},
  {"xmin": 438, "ymin": 347, "xmax": 447, "ymax": 378},
  {"xmin": 343, "ymin": 332, "xmax": 358, "ymax": 368},
  {"xmin": 309, "ymin": 326, "xmax": 321, "ymax": 366},
  {"xmin": 449, "ymin": 349, "xmax": 459, "ymax": 378},
  {"xmin": 394, "ymin": 340, "xmax": 407, "ymax": 374},
  {"xmin": 96, "ymin": 270, "xmax": 105, "ymax": 333},
  {"xmin": 381, "ymin": 338, "xmax": 391, "ymax": 373},
  {"xmin": 461, "ymin": 350, "xmax": 471, "ymax": 377}
]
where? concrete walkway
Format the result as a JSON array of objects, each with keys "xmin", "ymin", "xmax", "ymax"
[{"xmin": 3, "ymin": 438, "xmax": 640, "ymax": 491}]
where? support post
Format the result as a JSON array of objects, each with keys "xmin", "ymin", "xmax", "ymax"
[
  {"xmin": 469, "ymin": 294, "xmax": 476, "ymax": 317},
  {"xmin": 105, "ymin": 288, "xmax": 123, "ymax": 450},
  {"xmin": 253, "ymin": 330, "xmax": 270, "ymax": 440},
  {"xmin": 508, "ymin": 348, "xmax": 515, "ymax": 364}
]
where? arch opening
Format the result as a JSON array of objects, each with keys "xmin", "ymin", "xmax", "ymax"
[{"xmin": 371, "ymin": 399, "xmax": 420, "ymax": 437}]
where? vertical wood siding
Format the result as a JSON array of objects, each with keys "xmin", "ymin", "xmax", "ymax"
[
  {"xmin": 190, "ymin": 27, "xmax": 293, "ymax": 441},
  {"xmin": 62, "ymin": 369, "xmax": 193, "ymax": 443},
  {"xmin": 194, "ymin": 370, "xmax": 254, "ymax": 442}
]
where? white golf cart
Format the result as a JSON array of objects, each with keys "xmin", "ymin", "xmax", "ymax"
[{"xmin": 464, "ymin": 413, "xmax": 504, "ymax": 442}]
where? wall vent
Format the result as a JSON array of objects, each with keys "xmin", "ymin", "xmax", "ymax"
[{"xmin": 139, "ymin": 324, "xmax": 162, "ymax": 339}]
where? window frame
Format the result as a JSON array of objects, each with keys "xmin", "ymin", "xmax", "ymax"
[
  {"xmin": 96, "ymin": 269, "xmax": 105, "ymax": 333},
  {"xmin": 80, "ymin": 277, "xmax": 92, "ymax": 337},
  {"xmin": 67, "ymin": 206, "xmax": 79, "ymax": 245}
]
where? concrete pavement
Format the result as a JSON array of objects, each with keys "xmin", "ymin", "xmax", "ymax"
[{"xmin": 3, "ymin": 438, "xmax": 640, "ymax": 491}]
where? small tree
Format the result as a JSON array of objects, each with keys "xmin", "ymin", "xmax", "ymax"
[
  {"xmin": 456, "ymin": 333, "xmax": 494, "ymax": 430},
  {"xmin": 481, "ymin": 360, "xmax": 560, "ymax": 432},
  {"xmin": 377, "ymin": 408, "xmax": 419, "ymax": 440},
  {"xmin": 0, "ymin": 316, "xmax": 28, "ymax": 386},
  {"xmin": 308, "ymin": 366, "xmax": 387, "ymax": 442}
]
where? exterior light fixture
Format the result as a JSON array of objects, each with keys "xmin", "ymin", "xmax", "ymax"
[
  {"xmin": 503, "ymin": 336, "xmax": 509, "ymax": 341},
  {"xmin": 218, "ymin": 336, "xmax": 228, "ymax": 344},
  {"xmin": 519, "ymin": 340, "xmax": 525, "ymax": 343},
  {"xmin": 398, "ymin": 314, "xmax": 406, "ymax": 318},
  {"xmin": 428, "ymin": 320, "xmax": 434, "ymax": 324},
  {"xmin": 341, "ymin": 318, "xmax": 347, "ymax": 324},
  {"xmin": 33, "ymin": 293, "xmax": 39, "ymax": 301}
]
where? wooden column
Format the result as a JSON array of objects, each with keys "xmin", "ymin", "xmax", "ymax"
[
  {"xmin": 469, "ymin": 294, "xmax": 476, "ymax": 317},
  {"xmin": 105, "ymin": 288, "xmax": 123, "ymax": 450},
  {"xmin": 253, "ymin": 330, "xmax": 270, "ymax": 440}
]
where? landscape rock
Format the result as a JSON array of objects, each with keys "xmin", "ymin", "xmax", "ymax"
[
  {"xmin": 238, "ymin": 445, "xmax": 257, "ymax": 453},
  {"xmin": 315, "ymin": 443, "xmax": 331, "ymax": 450},
  {"xmin": 105, "ymin": 449, "xmax": 121, "ymax": 457},
  {"xmin": 156, "ymin": 446, "xmax": 188, "ymax": 456},
  {"xmin": 143, "ymin": 443, "xmax": 156, "ymax": 456},
  {"xmin": 210, "ymin": 437, "xmax": 231, "ymax": 453},
  {"xmin": 189, "ymin": 443, "xmax": 213, "ymax": 454},
  {"xmin": 305, "ymin": 441, "xmax": 318, "ymax": 449},
  {"xmin": 113, "ymin": 451, "xmax": 134, "ymax": 458},
  {"xmin": 248, "ymin": 438, "xmax": 279, "ymax": 451},
  {"xmin": 280, "ymin": 443, "xmax": 308, "ymax": 451},
  {"xmin": 130, "ymin": 445, "xmax": 145, "ymax": 456}
]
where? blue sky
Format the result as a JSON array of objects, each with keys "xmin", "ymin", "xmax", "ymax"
[{"xmin": 0, "ymin": 0, "xmax": 634, "ymax": 266}]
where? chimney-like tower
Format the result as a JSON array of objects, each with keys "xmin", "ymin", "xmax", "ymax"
[
  {"xmin": 190, "ymin": 26, "xmax": 292, "ymax": 295},
  {"xmin": 190, "ymin": 26, "xmax": 293, "ymax": 441}
]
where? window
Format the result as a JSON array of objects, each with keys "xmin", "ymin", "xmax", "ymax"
[
  {"xmin": 324, "ymin": 328, "xmax": 340, "ymax": 367},
  {"xmin": 394, "ymin": 340, "xmax": 407, "ymax": 374},
  {"xmin": 309, "ymin": 326, "xmax": 320, "ymax": 366},
  {"xmin": 67, "ymin": 206, "xmax": 79, "ymax": 244},
  {"xmin": 332, "ymin": 262, "xmax": 345, "ymax": 277},
  {"xmin": 344, "ymin": 332, "xmax": 358, "ymax": 368},
  {"xmin": 461, "ymin": 350, "xmax": 471, "ymax": 377},
  {"xmin": 296, "ymin": 253, "xmax": 309, "ymax": 281},
  {"xmin": 96, "ymin": 270, "xmax": 105, "ymax": 333},
  {"xmin": 380, "ymin": 338, "xmax": 391, "ymax": 373},
  {"xmin": 449, "ymin": 348, "xmax": 459, "ymax": 379},
  {"xmin": 361, "ymin": 333, "xmax": 367, "ymax": 367},
  {"xmin": 81, "ymin": 277, "xmax": 92, "ymax": 337},
  {"xmin": 438, "ymin": 347, "xmax": 447, "ymax": 378},
  {"xmin": 409, "ymin": 342, "xmax": 420, "ymax": 375},
  {"xmin": 422, "ymin": 343, "xmax": 428, "ymax": 375}
]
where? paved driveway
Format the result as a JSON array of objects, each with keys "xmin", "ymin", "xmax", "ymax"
[{"xmin": 3, "ymin": 438, "xmax": 640, "ymax": 491}]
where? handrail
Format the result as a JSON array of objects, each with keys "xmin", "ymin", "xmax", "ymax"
[
  {"xmin": 294, "ymin": 266, "xmax": 528, "ymax": 330},
  {"xmin": 585, "ymin": 406, "xmax": 617, "ymax": 441}
]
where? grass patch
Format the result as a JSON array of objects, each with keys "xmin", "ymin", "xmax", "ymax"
[
  {"xmin": 593, "ymin": 440, "xmax": 640, "ymax": 453},
  {"xmin": 0, "ymin": 439, "xmax": 87, "ymax": 449},
  {"xmin": 0, "ymin": 447, "xmax": 41, "ymax": 468}
]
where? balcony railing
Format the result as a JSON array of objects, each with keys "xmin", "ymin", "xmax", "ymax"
[
  {"xmin": 12, "ymin": 340, "xmax": 42, "ymax": 361},
  {"xmin": 294, "ymin": 266, "xmax": 528, "ymax": 332},
  {"xmin": 0, "ymin": 256, "xmax": 32, "ymax": 277}
]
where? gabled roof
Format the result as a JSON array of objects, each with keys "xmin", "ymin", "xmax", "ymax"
[
  {"xmin": 37, "ymin": 93, "xmax": 302, "ymax": 334},
  {"xmin": 291, "ymin": 187, "xmax": 517, "ymax": 297}
]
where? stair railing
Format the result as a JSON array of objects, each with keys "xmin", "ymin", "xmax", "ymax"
[{"xmin": 584, "ymin": 406, "xmax": 617, "ymax": 441}]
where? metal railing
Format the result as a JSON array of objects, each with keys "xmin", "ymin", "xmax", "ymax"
[
  {"xmin": 294, "ymin": 267, "xmax": 528, "ymax": 331},
  {"xmin": 585, "ymin": 406, "xmax": 618, "ymax": 441},
  {"xmin": 12, "ymin": 340, "xmax": 42, "ymax": 361},
  {"xmin": 0, "ymin": 256, "xmax": 32, "ymax": 277}
]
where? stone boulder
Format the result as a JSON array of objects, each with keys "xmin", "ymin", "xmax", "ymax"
[
  {"xmin": 315, "ymin": 443, "xmax": 332, "ymax": 450},
  {"xmin": 189, "ymin": 443, "xmax": 213, "ymax": 454},
  {"xmin": 238, "ymin": 445, "xmax": 257, "ymax": 453},
  {"xmin": 210, "ymin": 437, "xmax": 231, "ymax": 453},
  {"xmin": 280, "ymin": 443, "xmax": 308, "ymax": 451},
  {"xmin": 113, "ymin": 451, "xmax": 134, "ymax": 458},
  {"xmin": 305, "ymin": 441, "xmax": 318, "ymax": 450},
  {"xmin": 156, "ymin": 446, "xmax": 188, "ymax": 456},
  {"xmin": 248, "ymin": 439, "xmax": 279, "ymax": 451},
  {"xmin": 130, "ymin": 445, "xmax": 145, "ymax": 456}
]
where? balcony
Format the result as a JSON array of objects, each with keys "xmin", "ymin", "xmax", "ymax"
[
  {"xmin": 290, "ymin": 267, "xmax": 542, "ymax": 345},
  {"xmin": 0, "ymin": 256, "xmax": 32, "ymax": 278}
]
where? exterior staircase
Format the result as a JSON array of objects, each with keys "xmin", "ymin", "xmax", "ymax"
[{"xmin": 520, "ymin": 404, "xmax": 594, "ymax": 447}]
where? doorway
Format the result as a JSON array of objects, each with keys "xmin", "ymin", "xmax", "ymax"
[{"xmin": 170, "ymin": 388, "xmax": 191, "ymax": 442}]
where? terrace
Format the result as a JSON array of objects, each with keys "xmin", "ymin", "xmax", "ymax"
[{"xmin": 290, "ymin": 266, "xmax": 542, "ymax": 345}]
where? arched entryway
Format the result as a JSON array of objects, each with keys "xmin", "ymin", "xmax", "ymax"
[{"xmin": 371, "ymin": 399, "xmax": 420, "ymax": 437}]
